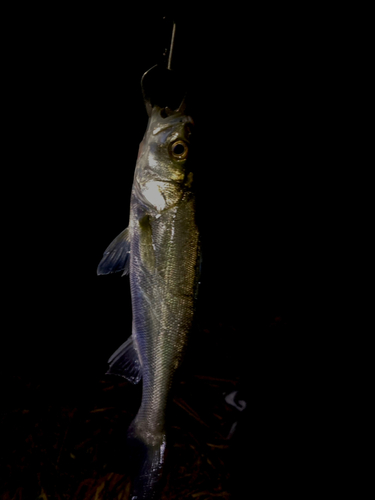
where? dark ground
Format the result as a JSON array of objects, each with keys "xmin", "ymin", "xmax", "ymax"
[
  {"xmin": 1, "ymin": 4, "xmax": 327, "ymax": 499},
  {"xmin": 1, "ymin": 315, "xmax": 303, "ymax": 500},
  {"xmin": 1, "ymin": 316, "xmax": 300, "ymax": 500}
]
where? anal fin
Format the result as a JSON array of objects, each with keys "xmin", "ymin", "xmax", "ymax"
[{"xmin": 106, "ymin": 336, "xmax": 142, "ymax": 384}]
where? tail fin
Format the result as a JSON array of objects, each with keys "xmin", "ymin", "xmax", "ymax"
[{"xmin": 126, "ymin": 422, "xmax": 166, "ymax": 500}]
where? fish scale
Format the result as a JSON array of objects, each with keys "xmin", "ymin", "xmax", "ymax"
[
  {"xmin": 133, "ymin": 199, "xmax": 198, "ymax": 435},
  {"xmin": 98, "ymin": 104, "xmax": 200, "ymax": 499}
]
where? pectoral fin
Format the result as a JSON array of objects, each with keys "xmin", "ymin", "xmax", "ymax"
[
  {"xmin": 97, "ymin": 227, "xmax": 130, "ymax": 276},
  {"xmin": 106, "ymin": 335, "xmax": 142, "ymax": 384}
]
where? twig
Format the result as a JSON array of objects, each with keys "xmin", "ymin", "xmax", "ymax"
[
  {"xmin": 173, "ymin": 398, "xmax": 209, "ymax": 428},
  {"xmin": 194, "ymin": 375, "xmax": 238, "ymax": 384}
]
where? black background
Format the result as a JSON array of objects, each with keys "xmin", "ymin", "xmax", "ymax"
[
  {"xmin": 3, "ymin": 4, "xmax": 319, "ymax": 376},
  {"xmin": 2, "ymin": 4, "xmax": 324, "ymax": 497}
]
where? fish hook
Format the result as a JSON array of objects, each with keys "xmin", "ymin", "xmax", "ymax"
[{"xmin": 141, "ymin": 17, "xmax": 187, "ymax": 116}]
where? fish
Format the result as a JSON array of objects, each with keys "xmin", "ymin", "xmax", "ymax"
[{"xmin": 97, "ymin": 103, "xmax": 200, "ymax": 499}]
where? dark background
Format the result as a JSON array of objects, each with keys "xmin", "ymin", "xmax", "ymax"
[
  {"xmin": 2, "ymin": 4, "xmax": 324, "ymax": 497},
  {"xmin": 3, "ymin": 4, "xmax": 318, "ymax": 376}
]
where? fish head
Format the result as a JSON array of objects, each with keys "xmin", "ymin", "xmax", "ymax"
[{"xmin": 134, "ymin": 105, "xmax": 194, "ymax": 212}]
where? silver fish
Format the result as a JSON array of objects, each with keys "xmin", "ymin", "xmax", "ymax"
[{"xmin": 98, "ymin": 104, "xmax": 200, "ymax": 499}]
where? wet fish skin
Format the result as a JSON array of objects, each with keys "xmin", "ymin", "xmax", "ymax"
[{"xmin": 98, "ymin": 105, "xmax": 200, "ymax": 498}]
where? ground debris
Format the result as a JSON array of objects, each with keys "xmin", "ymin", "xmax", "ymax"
[{"xmin": 0, "ymin": 322, "xmax": 250, "ymax": 499}]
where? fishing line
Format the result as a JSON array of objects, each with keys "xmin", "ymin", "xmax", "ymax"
[{"xmin": 167, "ymin": 21, "xmax": 176, "ymax": 70}]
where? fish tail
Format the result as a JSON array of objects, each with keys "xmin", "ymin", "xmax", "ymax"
[{"xmin": 126, "ymin": 420, "xmax": 166, "ymax": 499}]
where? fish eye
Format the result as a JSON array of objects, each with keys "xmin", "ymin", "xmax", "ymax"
[{"xmin": 170, "ymin": 140, "xmax": 188, "ymax": 160}]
